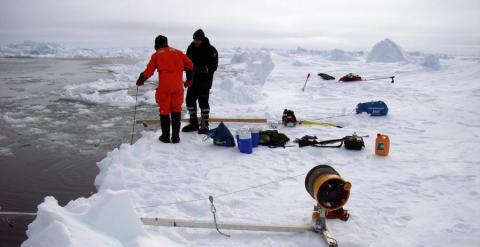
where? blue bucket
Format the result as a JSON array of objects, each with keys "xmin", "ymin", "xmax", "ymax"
[
  {"xmin": 235, "ymin": 134, "xmax": 240, "ymax": 150},
  {"xmin": 237, "ymin": 129, "xmax": 253, "ymax": 154},
  {"xmin": 251, "ymin": 128, "xmax": 260, "ymax": 148}
]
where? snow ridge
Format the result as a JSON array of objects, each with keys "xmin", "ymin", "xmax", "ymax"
[{"xmin": 367, "ymin": 38, "xmax": 407, "ymax": 63}]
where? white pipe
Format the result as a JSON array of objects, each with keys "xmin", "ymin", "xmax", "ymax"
[
  {"xmin": 0, "ymin": 212, "xmax": 313, "ymax": 233},
  {"xmin": 141, "ymin": 217, "xmax": 313, "ymax": 233}
]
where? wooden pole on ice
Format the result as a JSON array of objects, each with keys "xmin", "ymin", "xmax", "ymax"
[{"xmin": 136, "ymin": 118, "xmax": 268, "ymax": 126}]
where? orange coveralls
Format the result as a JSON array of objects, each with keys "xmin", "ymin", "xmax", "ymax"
[{"xmin": 142, "ymin": 47, "xmax": 193, "ymax": 115}]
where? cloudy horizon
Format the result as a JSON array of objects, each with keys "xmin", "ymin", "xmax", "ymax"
[{"xmin": 1, "ymin": 0, "xmax": 479, "ymax": 55}]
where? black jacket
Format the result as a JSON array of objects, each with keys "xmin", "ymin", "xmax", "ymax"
[{"xmin": 186, "ymin": 37, "xmax": 218, "ymax": 89}]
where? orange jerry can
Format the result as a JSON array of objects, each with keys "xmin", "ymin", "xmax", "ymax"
[{"xmin": 375, "ymin": 134, "xmax": 390, "ymax": 156}]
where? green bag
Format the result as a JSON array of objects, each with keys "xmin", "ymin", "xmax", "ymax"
[{"xmin": 259, "ymin": 130, "xmax": 290, "ymax": 148}]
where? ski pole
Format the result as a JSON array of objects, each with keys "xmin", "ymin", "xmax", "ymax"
[
  {"xmin": 130, "ymin": 86, "xmax": 139, "ymax": 145},
  {"xmin": 302, "ymin": 73, "xmax": 311, "ymax": 91}
]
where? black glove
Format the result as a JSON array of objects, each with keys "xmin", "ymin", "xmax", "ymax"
[{"xmin": 136, "ymin": 72, "xmax": 146, "ymax": 86}]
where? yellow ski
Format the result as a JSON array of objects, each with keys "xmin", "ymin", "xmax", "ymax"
[{"xmin": 298, "ymin": 120, "xmax": 343, "ymax": 128}]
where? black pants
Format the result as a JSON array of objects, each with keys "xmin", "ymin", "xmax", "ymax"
[{"xmin": 185, "ymin": 87, "xmax": 210, "ymax": 115}]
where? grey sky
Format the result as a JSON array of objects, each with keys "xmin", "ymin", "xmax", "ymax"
[{"xmin": 1, "ymin": 0, "xmax": 479, "ymax": 54}]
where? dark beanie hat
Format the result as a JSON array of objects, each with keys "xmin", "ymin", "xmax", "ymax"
[
  {"xmin": 193, "ymin": 29, "xmax": 205, "ymax": 40},
  {"xmin": 154, "ymin": 35, "xmax": 168, "ymax": 50}
]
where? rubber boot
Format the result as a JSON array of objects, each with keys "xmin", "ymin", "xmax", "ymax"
[
  {"xmin": 171, "ymin": 112, "xmax": 181, "ymax": 143},
  {"xmin": 181, "ymin": 114, "xmax": 199, "ymax": 132},
  {"xmin": 198, "ymin": 113, "xmax": 209, "ymax": 135},
  {"xmin": 159, "ymin": 114, "xmax": 170, "ymax": 143}
]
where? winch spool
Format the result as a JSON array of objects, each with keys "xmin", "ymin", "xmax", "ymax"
[{"xmin": 305, "ymin": 165, "xmax": 351, "ymax": 211}]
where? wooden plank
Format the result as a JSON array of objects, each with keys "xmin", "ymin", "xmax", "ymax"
[
  {"xmin": 141, "ymin": 217, "xmax": 313, "ymax": 233},
  {"xmin": 136, "ymin": 118, "xmax": 268, "ymax": 125}
]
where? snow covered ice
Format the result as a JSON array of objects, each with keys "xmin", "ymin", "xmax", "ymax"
[
  {"xmin": 23, "ymin": 190, "xmax": 176, "ymax": 247},
  {"xmin": 328, "ymin": 49, "xmax": 357, "ymax": 62},
  {"xmin": 0, "ymin": 40, "xmax": 147, "ymax": 58},
  {"xmin": 366, "ymin": 38, "xmax": 408, "ymax": 63},
  {"xmin": 422, "ymin": 55, "xmax": 442, "ymax": 70},
  {"xmin": 61, "ymin": 63, "xmax": 156, "ymax": 107},
  {"xmin": 0, "ymin": 147, "xmax": 14, "ymax": 157},
  {"xmin": 23, "ymin": 47, "xmax": 480, "ymax": 247}
]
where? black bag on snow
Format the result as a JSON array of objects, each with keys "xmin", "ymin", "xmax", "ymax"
[
  {"xmin": 295, "ymin": 133, "xmax": 365, "ymax": 150},
  {"xmin": 259, "ymin": 130, "xmax": 290, "ymax": 148},
  {"xmin": 294, "ymin": 135, "xmax": 343, "ymax": 148},
  {"xmin": 318, "ymin": 73, "xmax": 335, "ymax": 80},
  {"xmin": 343, "ymin": 134, "xmax": 365, "ymax": 150}
]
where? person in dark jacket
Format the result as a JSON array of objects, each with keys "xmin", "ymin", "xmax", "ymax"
[{"xmin": 182, "ymin": 29, "xmax": 218, "ymax": 134}]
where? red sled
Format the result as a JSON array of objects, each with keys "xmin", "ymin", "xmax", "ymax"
[{"xmin": 339, "ymin": 73, "xmax": 363, "ymax": 82}]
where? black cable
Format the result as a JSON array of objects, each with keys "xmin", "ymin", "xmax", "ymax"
[
  {"xmin": 130, "ymin": 86, "xmax": 139, "ymax": 145},
  {"xmin": 134, "ymin": 172, "xmax": 306, "ymax": 209}
]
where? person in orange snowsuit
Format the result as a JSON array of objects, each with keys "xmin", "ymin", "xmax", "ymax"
[{"xmin": 136, "ymin": 35, "xmax": 193, "ymax": 143}]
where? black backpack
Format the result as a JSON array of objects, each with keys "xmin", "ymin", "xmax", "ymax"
[{"xmin": 259, "ymin": 130, "xmax": 290, "ymax": 148}]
